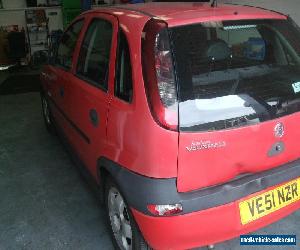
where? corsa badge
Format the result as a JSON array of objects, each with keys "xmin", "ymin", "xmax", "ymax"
[
  {"xmin": 186, "ymin": 140, "xmax": 226, "ymax": 152},
  {"xmin": 274, "ymin": 122, "xmax": 284, "ymax": 138}
]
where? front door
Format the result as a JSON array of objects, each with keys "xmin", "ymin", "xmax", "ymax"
[{"xmin": 45, "ymin": 19, "xmax": 85, "ymax": 135}]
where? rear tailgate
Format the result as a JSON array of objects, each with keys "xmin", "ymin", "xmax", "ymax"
[
  {"xmin": 170, "ymin": 18, "xmax": 300, "ymax": 192},
  {"xmin": 177, "ymin": 114, "xmax": 300, "ymax": 192}
]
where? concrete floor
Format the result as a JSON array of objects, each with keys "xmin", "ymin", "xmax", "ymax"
[
  {"xmin": 0, "ymin": 93, "xmax": 113, "ymax": 250},
  {"xmin": 0, "ymin": 91, "xmax": 299, "ymax": 250}
]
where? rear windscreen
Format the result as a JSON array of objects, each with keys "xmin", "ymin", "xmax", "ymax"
[{"xmin": 170, "ymin": 19, "xmax": 300, "ymax": 132}]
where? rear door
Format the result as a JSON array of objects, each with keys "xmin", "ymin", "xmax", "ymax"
[
  {"xmin": 170, "ymin": 19, "xmax": 300, "ymax": 192},
  {"xmin": 67, "ymin": 14, "xmax": 118, "ymax": 177}
]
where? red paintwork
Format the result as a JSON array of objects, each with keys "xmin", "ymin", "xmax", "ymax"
[
  {"xmin": 40, "ymin": 2, "xmax": 299, "ymax": 249},
  {"xmin": 132, "ymin": 179, "xmax": 300, "ymax": 249},
  {"xmin": 105, "ymin": 12, "xmax": 179, "ymax": 178},
  {"xmin": 109, "ymin": 2, "xmax": 286, "ymax": 27}
]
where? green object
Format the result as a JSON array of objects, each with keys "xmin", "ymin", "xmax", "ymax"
[
  {"xmin": 62, "ymin": 0, "xmax": 81, "ymax": 9},
  {"xmin": 63, "ymin": 8, "xmax": 81, "ymax": 28},
  {"xmin": 62, "ymin": 0, "xmax": 81, "ymax": 28}
]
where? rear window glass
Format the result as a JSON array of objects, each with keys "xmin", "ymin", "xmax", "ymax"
[{"xmin": 171, "ymin": 19, "xmax": 300, "ymax": 132}]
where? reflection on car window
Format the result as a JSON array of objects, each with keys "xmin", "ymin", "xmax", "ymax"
[
  {"xmin": 171, "ymin": 19, "xmax": 300, "ymax": 132},
  {"xmin": 56, "ymin": 20, "xmax": 84, "ymax": 70},
  {"xmin": 77, "ymin": 19, "xmax": 112, "ymax": 90}
]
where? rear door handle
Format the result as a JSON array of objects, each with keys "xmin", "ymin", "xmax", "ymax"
[{"xmin": 89, "ymin": 109, "xmax": 99, "ymax": 127}]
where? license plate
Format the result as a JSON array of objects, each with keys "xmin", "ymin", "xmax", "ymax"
[{"xmin": 239, "ymin": 178, "xmax": 300, "ymax": 225}]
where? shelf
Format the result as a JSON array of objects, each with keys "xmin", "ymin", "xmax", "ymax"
[
  {"xmin": 30, "ymin": 38, "xmax": 48, "ymax": 41},
  {"xmin": 28, "ymin": 31, "xmax": 47, "ymax": 34},
  {"xmin": 27, "ymin": 23, "xmax": 48, "ymax": 27},
  {"xmin": 31, "ymin": 39, "xmax": 47, "ymax": 42},
  {"xmin": 28, "ymin": 31, "xmax": 48, "ymax": 34}
]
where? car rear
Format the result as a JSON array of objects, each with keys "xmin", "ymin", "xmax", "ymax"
[
  {"xmin": 136, "ymin": 5, "xmax": 300, "ymax": 249},
  {"xmin": 173, "ymin": 17, "xmax": 300, "ymax": 192}
]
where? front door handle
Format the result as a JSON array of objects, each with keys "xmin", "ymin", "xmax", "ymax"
[{"xmin": 89, "ymin": 109, "xmax": 99, "ymax": 127}]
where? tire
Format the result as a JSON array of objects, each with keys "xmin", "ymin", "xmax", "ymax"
[
  {"xmin": 105, "ymin": 177, "xmax": 151, "ymax": 250},
  {"xmin": 41, "ymin": 93, "xmax": 55, "ymax": 134}
]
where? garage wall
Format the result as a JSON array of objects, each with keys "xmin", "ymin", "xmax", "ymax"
[
  {"xmin": 0, "ymin": 0, "xmax": 63, "ymax": 31},
  {"xmin": 1, "ymin": 0, "xmax": 50, "ymax": 8},
  {"xmin": 1, "ymin": 0, "xmax": 27, "ymax": 9},
  {"xmin": 221, "ymin": 0, "xmax": 300, "ymax": 25}
]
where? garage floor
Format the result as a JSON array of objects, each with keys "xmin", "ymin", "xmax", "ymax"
[{"xmin": 0, "ymin": 73, "xmax": 299, "ymax": 250}]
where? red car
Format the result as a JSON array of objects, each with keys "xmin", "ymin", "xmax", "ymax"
[{"xmin": 41, "ymin": 2, "xmax": 300, "ymax": 249}]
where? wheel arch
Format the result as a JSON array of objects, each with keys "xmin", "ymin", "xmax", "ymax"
[{"xmin": 97, "ymin": 157, "xmax": 124, "ymax": 204}]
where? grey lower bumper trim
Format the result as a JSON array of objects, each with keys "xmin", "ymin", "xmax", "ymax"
[{"xmin": 100, "ymin": 158, "xmax": 300, "ymax": 216}]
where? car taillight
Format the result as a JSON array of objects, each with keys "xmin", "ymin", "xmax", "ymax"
[
  {"xmin": 147, "ymin": 204, "xmax": 183, "ymax": 216},
  {"xmin": 142, "ymin": 19, "xmax": 178, "ymax": 131}
]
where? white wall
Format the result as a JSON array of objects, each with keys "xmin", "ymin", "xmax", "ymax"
[
  {"xmin": 221, "ymin": 0, "xmax": 300, "ymax": 25},
  {"xmin": 0, "ymin": 10, "xmax": 27, "ymax": 29},
  {"xmin": 2, "ymin": 0, "xmax": 27, "ymax": 9}
]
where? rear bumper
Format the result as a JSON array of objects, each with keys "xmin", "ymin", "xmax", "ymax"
[
  {"xmin": 101, "ymin": 157, "xmax": 300, "ymax": 215},
  {"xmin": 100, "ymin": 158, "xmax": 300, "ymax": 249},
  {"xmin": 132, "ymin": 185, "xmax": 300, "ymax": 249}
]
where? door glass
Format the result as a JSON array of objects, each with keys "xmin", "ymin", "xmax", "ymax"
[
  {"xmin": 56, "ymin": 19, "xmax": 84, "ymax": 70},
  {"xmin": 77, "ymin": 19, "xmax": 113, "ymax": 90},
  {"xmin": 115, "ymin": 30, "xmax": 133, "ymax": 102}
]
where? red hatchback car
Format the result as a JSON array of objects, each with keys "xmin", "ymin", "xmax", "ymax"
[{"xmin": 41, "ymin": 2, "xmax": 300, "ymax": 249}]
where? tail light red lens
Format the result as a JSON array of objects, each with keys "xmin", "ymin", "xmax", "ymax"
[
  {"xmin": 142, "ymin": 19, "xmax": 178, "ymax": 131},
  {"xmin": 147, "ymin": 204, "xmax": 183, "ymax": 216}
]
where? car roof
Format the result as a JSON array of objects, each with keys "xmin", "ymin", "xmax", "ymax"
[{"xmin": 91, "ymin": 2, "xmax": 287, "ymax": 27}]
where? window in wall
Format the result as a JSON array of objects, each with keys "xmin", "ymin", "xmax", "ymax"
[
  {"xmin": 56, "ymin": 19, "xmax": 84, "ymax": 70},
  {"xmin": 115, "ymin": 30, "xmax": 133, "ymax": 102},
  {"xmin": 77, "ymin": 19, "xmax": 112, "ymax": 90}
]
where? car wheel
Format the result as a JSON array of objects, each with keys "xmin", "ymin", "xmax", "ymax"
[
  {"xmin": 41, "ymin": 93, "xmax": 55, "ymax": 134},
  {"xmin": 105, "ymin": 178, "xmax": 150, "ymax": 250}
]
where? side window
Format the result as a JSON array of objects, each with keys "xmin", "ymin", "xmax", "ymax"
[
  {"xmin": 77, "ymin": 19, "xmax": 112, "ymax": 90},
  {"xmin": 56, "ymin": 20, "xmax": 84, "ymax": 70},
  {"xmin": 115, "ymin": 30, "xmax": 133, "ymax": 102}
]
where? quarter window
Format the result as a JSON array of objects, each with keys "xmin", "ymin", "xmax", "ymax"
[
  {"xmin": 56, "ymin": 20, "xmax": 84, "ymax": 70},
  {"xmin": 115, "ymin": 30, "xmax": 133, "ymax": 102},
  {"xmin": 77, "ymin": 19, "xmax": 113, "ymax": 90}
]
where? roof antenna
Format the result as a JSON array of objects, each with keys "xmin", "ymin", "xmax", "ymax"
[{"xmin": 211, "ymin": 0, "xmax": 218, "ymax": 7}]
